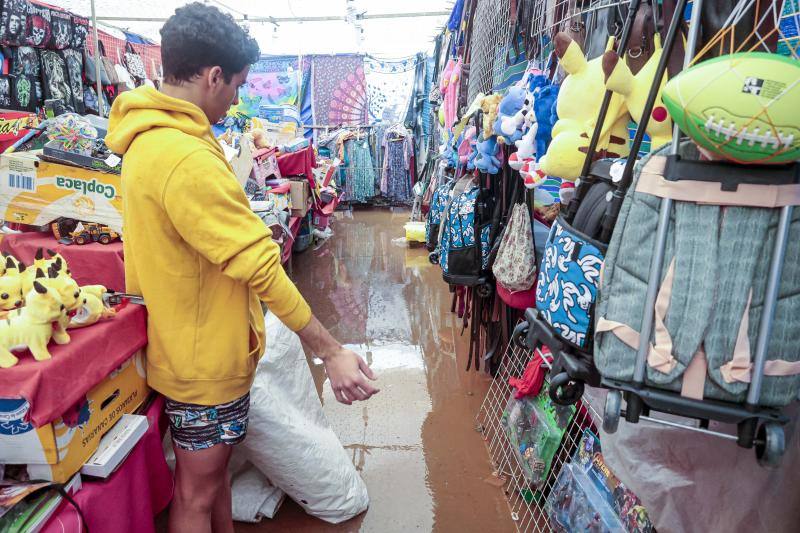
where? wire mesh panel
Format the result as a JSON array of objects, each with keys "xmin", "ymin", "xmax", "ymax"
[
  {"xmin": 476, "ymin": 335, "xmax": 600, "ymax": 533},
  {"xmin": 467, "ymin": 0, "xmax": 514, "ymax": 103}
]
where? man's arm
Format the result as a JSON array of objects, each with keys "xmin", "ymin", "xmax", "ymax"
[{"xmin": 163, "ymin": 149, "xmax": 378, "ymax": 402}]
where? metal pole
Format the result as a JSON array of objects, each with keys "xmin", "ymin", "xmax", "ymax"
[
  {"xmin": 747, "ymin": 206, "xmax": 793, "ymax": 405},
  {"xmin": 90, "ymin": 0, "xmax": 104, "ymax": 117},
  {"xmin": 632, "ymin": 0, "xmax": 704, "ymax": 385}
]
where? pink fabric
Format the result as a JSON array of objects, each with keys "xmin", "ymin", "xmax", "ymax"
[
  {"xmin": 41, "ymin": 396, "xmax": 174, "ymax": 533},
  {"xmin": 0, "ymin": 305, "xmax": 148, "ymax": 427},
  {"xmin": 0, "ymin": 233, "xmax": 126, "ymax": 292},
  {"xmin": 496, "ymin": 283, "xmax": 537, "ymax": 310},
  {"xmin": 439, "ymin": 58, "xmax": 462, "ymax": 129}
]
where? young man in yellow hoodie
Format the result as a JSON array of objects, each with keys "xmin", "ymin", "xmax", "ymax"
[{"xmin": 105, "ymin": 4, "xmax": 378, "ymax": 532}]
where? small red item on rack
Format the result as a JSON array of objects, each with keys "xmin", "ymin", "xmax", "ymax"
[{"xmin": 508, "ymin": 347, "xmax": 553, "ymax": 399}]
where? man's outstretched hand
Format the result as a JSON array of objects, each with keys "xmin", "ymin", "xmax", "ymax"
[
  {"xmin": 322, "ymin": 347, "xmax": 379, "ymax": 405},
  {"xmin": 297, "ymin": 315, "xmax": 379, "ymax": 405}
]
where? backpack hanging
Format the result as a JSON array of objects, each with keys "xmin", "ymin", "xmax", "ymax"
[
  {"xmin": 124, "ymin": 42, "xmax": 146, "ymax": 81},
  {"xmin": 49, "ymin": 9, "xmax": 72, "ymax": 49},
  {"xmin": 493, "ymin": 201, "xmax": 537, "ymax": 292},
  {"xmin": 0, "ymin": 0, "xmax": 28, "ymax": 46},
  {"xmin": 24, "ymin": 2, "xmax": 51, "ymax": 48}
]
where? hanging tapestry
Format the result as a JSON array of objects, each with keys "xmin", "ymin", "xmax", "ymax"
[
  {"xmin": 12, "ymin": 46, "xmax": 42, "ymax": 102},
  {"xmin": 364, "ymin": 55, "xmax": 417, "ymax": 123},
  {"xmin": 49, "ymin": 9, "xmax": 71, "ymax": 49},
  {"xmin": 39, "ymin": 50, "xmax": 72, "ymax": 107},
  {"xmin": 0, "ymin": 0, "xmax": 28, "ymax": 46},
  {"xmin": 0, "ymin": 76, "xmax": 13, "ymax": 109},
  {"xmin": 24, "ymin": 2, "xmax": 51, "ymax": 48},
  {"xmin": 311, "ymin": 55, "xmax": 368, "ymax": 129},
  {"xmin": 62, "ymin": 49, "xmax": 85, "ymax": 114}
]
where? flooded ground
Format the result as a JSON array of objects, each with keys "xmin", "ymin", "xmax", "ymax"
[{"xmin": 236, "ymin": 208, "xmax": 515, "ymax": 532}]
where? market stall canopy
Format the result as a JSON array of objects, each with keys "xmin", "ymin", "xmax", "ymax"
[{"xmin": 51, "ymin": 0, "xmax": 453, "ymax": 56}]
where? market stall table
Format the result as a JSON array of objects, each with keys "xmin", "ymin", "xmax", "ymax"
[
  {"xmin": 40, "ymin": 396, "xmax": 173, "ymax": 533},
  {"xmin": 0, "ymin": 305, "xmax": 147, "ymax": 427},
  {"xmin": 0, "ymin": 233, "xmax": 125, "ymax": 291}
]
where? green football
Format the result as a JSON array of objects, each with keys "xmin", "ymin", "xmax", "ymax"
[{"xmin": 662, "ymin": 52, "xmax": 800, "ymax": 165}]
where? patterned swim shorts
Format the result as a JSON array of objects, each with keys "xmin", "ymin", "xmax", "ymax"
[{"xmin": 165, "ymin": 393, "xmax": 250, "ymax": 451}]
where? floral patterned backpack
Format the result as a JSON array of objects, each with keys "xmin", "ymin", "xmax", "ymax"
[{"xmin": 493, "ymin": 201, "xmax": 537, "ymax": 292}]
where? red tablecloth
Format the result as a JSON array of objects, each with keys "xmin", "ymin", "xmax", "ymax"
[
  {"xmin": 277, "ymin": 146, "xmax": 316, "ymax": 188},
  {"xmin": 41, "ymin": 396, "xmax": 173, "ymax": 533},
  {"xmin": 0, "ymin": 233, "xmax": 126, "ymax": 291},
  {"xmin": 0, "ymin": 305, "xmax": 148, "ymax": 427}
]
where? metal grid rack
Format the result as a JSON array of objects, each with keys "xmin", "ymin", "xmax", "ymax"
[
  {"xmin": 476, "ymin": 335, "xmax": 601, "ymax": 533},
  {"xmin": 467, "ymin": 0, "xmax": 514, "ymax": 103}
]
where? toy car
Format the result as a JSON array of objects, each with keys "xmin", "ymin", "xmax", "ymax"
[{"xmin": 70, "ymin": 222, "xmax": 119, "ymax": 245}]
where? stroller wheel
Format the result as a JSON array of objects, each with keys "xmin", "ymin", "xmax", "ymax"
[
  {"xmin": 511, "ymin": 322, "xmax": 529, "ymax": 350},
  {"xmin": 603, "ymin": 390, "xmax": 622, "ymax": 434},
  {"xmin": 428, "ymin": 252, "xmax": 439, "ymax": 264},
  {"xmin": 756, "ymin": 422, "xmax": 785, "ymax": 468},
  {"xmin": 476, "ymin": 283, "xmax": 493, "ymax": 299},
  {"xmin": 549, "ymin": 372, "xmax": 584, "ymax": 406}
]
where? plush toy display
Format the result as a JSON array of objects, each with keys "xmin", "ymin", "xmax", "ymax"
[
  {"xmin": 475, "ymin": 135, "xmax": 502, "ymax": 174},
  {"xmin": 661, "ymin": 51, "xmax": 800, "ymax": 164},
  {"xmin": 494, "ymin": 85, "xmax": 527, "ymax": 144},
  {"xmin": 0, "ymin": 281, "xmax": 67, "ymax": 368},
  {"xmin": 21, "ymin": 248, "xmax": 50, "ymax": 296},
  {"xmin": 0, "ymin": 252, "xmax": 20, "ymax": 276},
  {"xmin": 603, "ymin": 35, "xmax": 673, "ymax": 150},
  {"xmin": 458, "ymin": 126, "xmax": 479, "ymax": 171},
  {"xmin": 481, "ymin": 94, "xmax": 503, "ymax": 139},
  {"xmin": 539, "ymin": 33, "xmax": 630, "ymax": 181}
]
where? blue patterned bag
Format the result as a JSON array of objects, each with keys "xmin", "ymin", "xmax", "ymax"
[
  {"xmin": 439, "ymin": 177, "xmax": 493, "ymax": 286},
  {"xmin": 535, "ymin": 216, "xmax": 606, "ymax": 349},
  {"xmin": 426, "ymin": 179, "xmax": 453, "ymax": 251}
]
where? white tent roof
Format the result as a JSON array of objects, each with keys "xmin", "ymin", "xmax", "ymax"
[{"xmin": 50, "ymin": 0, "xmax": 453, "ymax": 57}]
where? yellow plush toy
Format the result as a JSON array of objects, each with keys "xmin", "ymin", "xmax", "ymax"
[
  {"xmin": 21, "ymin": 248, "xmax": 50, "ymax": 296},
  {"xmin": 539, "ymin": 33, "xmax": 630, "ymax": 181},
  {"xmin": 69, "ymin": 284, "xmax": 116, "ymax": 329},
  {"xmin": 0, "ymin": 257, "xmax": 24, "ymax": 313},
  {"xmin": 481, "ymin": 94, "xmax": 503, "ymax": 140},
  {"xmin": 0, "ymin": 281, "xmax": 67, "ymax": 368},
  {"xmin": 603, "ymin": 34, "xmax": 673, "ymax": 150}
]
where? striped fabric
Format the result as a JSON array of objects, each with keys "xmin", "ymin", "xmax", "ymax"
[{"xmin": 165, "ymin": 393, "xmax": 250, "ymax": 451}]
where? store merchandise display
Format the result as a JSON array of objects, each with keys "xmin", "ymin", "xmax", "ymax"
[{"xmin": 421, "ymin": 0, "xmax": 800, "ymax": 531}]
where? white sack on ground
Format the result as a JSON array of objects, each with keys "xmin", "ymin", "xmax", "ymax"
[
  {"xmin": 230, "ymin": 466, "xmax": 286, "ymax": 522},
  {"xmin": 232, "ymin": 312, "xmax": 370, "ymax": 523}
]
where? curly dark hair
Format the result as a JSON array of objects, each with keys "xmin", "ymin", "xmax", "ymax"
[{"xmin": 160, "ymin": 2, "xmax": 260, "ymax": 84}]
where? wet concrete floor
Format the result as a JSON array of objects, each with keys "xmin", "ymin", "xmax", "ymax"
[{"xmin": 236, "ymin": 208, "xmax": 516, "ymax": 532}]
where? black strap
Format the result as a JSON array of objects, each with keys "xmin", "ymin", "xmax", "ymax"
[{"xmin": 55, "ymin": 483, "xmax": 90, "ymax": 533}]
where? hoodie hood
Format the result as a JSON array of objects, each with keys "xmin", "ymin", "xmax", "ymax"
[{"xmin": 106, "ymin": 86, "xmax": 218, "ymax": 155}]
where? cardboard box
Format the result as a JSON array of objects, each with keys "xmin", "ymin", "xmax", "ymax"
[
  {"xmin": 0, "ymin": 151, "xmax": 123, "ymax": 234},
  {"xmin": 0, "ymin": 352, "xmax": 149, "ymax": 483},
  {"xmin": 289, "ymin": 179, "xmax": 310, "ymax": 218},
  {"xmin": 81, "ymin": 414, "xmax": 148, "ymax": 478}
]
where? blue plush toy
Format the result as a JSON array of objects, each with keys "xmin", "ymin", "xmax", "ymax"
[
  {"xmin": 493, "ymin": 85, "xmax": 527, "ymax": 144},
  {"xmin": 533, "ymin": 83, "xmax": 560, "ymax": 158},
  {"xmin": 475, "ymin": 135, "xmax": 502, "ymax": 174}
]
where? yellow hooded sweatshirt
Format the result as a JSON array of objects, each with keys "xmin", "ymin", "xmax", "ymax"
[{"xmin": 105, "ymin": 87, "xmax": 311, "ymax": 405}]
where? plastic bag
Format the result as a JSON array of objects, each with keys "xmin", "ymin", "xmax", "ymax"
[{"xmin": 232, "ymin": 313, "xmax": 370, "ymax": 523}]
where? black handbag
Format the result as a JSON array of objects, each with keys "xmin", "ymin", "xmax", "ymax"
[
  {"xmin": 0, "ymin": 0, "xmax": 29, "ymax": 46},
  {"xmin": 39, "ymin": 50, "xmax": 72, "ymax": 109},
  {"xmin": 63, "ymin": 49, "xmax": 85, "ymax": 114},
  {"xmin": 49, "ymin": 9, "xmax": 72, "ymax": 50},
  {"xmin": 71, "ymin": 14, "xmax": 89, "ymax": 50},
  {"xmin": 24, "ymin": 1, "xmax": 52, "ymax": 48}
]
